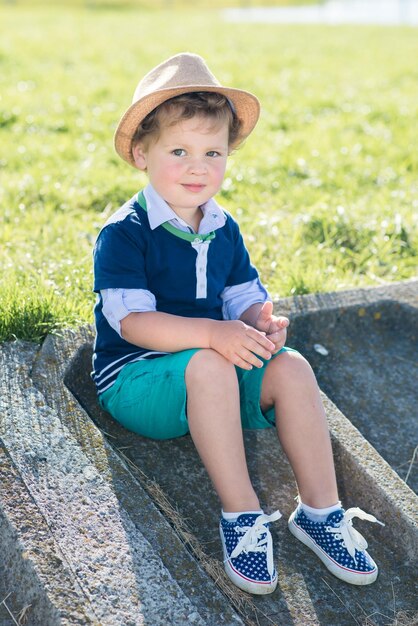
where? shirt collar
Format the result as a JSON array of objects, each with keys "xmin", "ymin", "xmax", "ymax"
[{"xmin": 142, "ymin": 183, "xmax": 226, "ymax": 234}]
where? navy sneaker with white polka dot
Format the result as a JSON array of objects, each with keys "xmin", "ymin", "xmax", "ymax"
[
  {"xmin": 220, "ymin": 510, "xmax": 281, "ymax": 594},
  {"xmin": 288, "ymin": 506, "xmax": 384, "ymax": 585}
]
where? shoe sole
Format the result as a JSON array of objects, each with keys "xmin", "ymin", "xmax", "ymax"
[
  {"xmin": 288, "ymin": 513, "xmax": 378, "ymax": 586},
  {"xmin": 220, "ymin": 524, "xmax": 278, "ymax": 595}
]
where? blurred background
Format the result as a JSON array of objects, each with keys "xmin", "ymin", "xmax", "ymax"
[{"xmin": 0, "ymin": 0, "xmax": 417, "ymax": 341}]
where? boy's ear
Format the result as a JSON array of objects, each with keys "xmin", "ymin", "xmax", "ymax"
[{"xmin": 132, "ymin": 143, "xmax": 147, "ymax": 171}]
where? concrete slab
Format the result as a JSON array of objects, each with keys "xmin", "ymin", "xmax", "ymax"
[
  {"xmin": 0, "ymin": 341, "xmax": 242, "ymax": 626},
  {"xmin": 1, "ymin": 280, "xmax": 417, "ymax": 626},
  {"xmin": 47, "ymin": 281, "xmax": 418, "ymax": 624},
  {"xmin": 278, "ymin": 280, "xmax": 418, "ymax": 494},
  {"xmin": 63, "ymin": 345, "xmax": 417, "ymax": 626},
  {"xmin": 29, "ymin": 328, "xmax": 245, "ymax": 626}
]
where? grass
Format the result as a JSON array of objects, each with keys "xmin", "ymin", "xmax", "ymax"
[
  {"xmin": 7, "ymin": 0, "xmax": 321, "ymax": 7},
  {"xmin": 1, "ymin": 4, "xmax": 417, "ymax": 342}
]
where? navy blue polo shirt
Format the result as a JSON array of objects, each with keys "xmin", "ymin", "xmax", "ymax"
[{"xmin": 92, "ymin": 191, "xmax": 259, "ymax": 394}]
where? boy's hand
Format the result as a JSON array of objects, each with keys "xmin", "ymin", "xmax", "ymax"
[
  {"xmin": 209, "ymin": 320, "xmax": 275, "ymax": 370},
  {"xmin": 254, "ymin": 301, "xmax": 289, "ymax": 354}
]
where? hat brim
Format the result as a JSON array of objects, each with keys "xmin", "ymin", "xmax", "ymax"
[{"xmin": 114, "ymin": 85, "xmax": 260, "ymax": 167}]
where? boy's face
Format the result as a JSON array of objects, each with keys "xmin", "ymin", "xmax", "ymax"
[{"xmin": 133, "ymin": 116, "xmax": 229, "ymax": 222}]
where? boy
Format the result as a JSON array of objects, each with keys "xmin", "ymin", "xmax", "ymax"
[{"xmin": 92, "ymin": 52, "xmax": 383, "ymax": 594}]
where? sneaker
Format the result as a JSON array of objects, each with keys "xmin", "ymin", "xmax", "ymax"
[
  {"xmin": 288, "ymin": 506, "xmax": 384, "ymax": 585},
  {"xmin": 220, "ymin": 510, "xmax": 281, "ymax": 594}
]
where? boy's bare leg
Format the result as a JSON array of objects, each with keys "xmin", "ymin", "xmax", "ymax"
[
  {"xmin": 260, "ymin": 351, "xmax": 339, "ymax": 508},
  {"xmin": 185, "ymin": 349, "xmax": 260, "ymax": 512}
]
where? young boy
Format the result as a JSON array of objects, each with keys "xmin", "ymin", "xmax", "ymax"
[{"xmin": 92, "ymin": 52, "xmax": 383, "ymax": 594}]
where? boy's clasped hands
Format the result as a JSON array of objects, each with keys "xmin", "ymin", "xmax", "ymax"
[{"xmin": 209, "ymin": 301, "xmax": 289, "ymax": 371}]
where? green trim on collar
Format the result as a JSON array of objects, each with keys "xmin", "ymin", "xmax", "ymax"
[{"xmin": 137, "ymin": 191, "xmax": 216, "ymax": 244}]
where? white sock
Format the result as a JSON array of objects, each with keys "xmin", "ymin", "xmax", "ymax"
[
  {"xmin": 300, "ymin": 501, "xmax": 341, "ymax": 522},
  {"xmin": 222, "ymin": 509, "xmax": 263, "ymax": 522}
]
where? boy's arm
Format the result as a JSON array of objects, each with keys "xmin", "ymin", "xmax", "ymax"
[{"xmin": 121, "ymin": 311, "xmax": 275, "ymax": 370}]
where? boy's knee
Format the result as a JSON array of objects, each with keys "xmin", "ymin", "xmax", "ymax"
[
  {"xmin": 185, "ymin": 348, "xmax": 236, "ymax": 387},
  {"xmin": 265, "ymin": 350, "xmax": 315, "ymax": 390},
  {"xmin": 261, "ymin": 351, "xmax": 316, "ymax": 410}
]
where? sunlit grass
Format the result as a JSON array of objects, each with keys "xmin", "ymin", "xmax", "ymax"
[
  {"xmin": 12, "ymin": 0, "xmax": 321, "ymax": 7},
  {"xmin": 1, "ymin": 5, "xmax": 417, "ymax": 341}
]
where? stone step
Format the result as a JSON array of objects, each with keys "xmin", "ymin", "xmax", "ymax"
[
  {"xmin": 1, "ymin": 281, "xmax": 417, "ymax": 626},
  {"xmin": 279, "ymin": 280, "xmax": 418, "ymax": 493},
  {"xmin": 0, "ymin": 341, "xmax": 243, "ymax": 626},
  {"xmin": 61, "ymin": 337, "xmax": 417, "ymax": 626}
]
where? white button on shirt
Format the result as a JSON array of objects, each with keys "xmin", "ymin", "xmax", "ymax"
[{"xmin": 101, "ymin": 183, "xmax": 271, "ymax": 336}]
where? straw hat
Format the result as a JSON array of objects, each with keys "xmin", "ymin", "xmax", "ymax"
[{"xmin": 114, "ymin": 52, "xmax": 260, "ymax": 167}]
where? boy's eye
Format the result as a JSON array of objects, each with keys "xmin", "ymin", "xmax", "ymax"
[
  {"xmin": 172, "ymin": 149, "xmax": 186, "ymax": 157},
  {"xmin": 207, "ymin": 151, "xmax": 221, "ymax": 157}
]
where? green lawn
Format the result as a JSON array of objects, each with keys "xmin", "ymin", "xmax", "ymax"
[{"xmin": 1, "ymin": 4, "xmax": 417, "ymax": 341}]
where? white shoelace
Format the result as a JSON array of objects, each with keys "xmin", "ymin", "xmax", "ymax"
[
  {"xmin": 326, "ymin": 507, "xmax": 385, "ymax": 566},
  {"xmin": 226, "ymin": 510, "xmax": 282, "ymax": 577}
]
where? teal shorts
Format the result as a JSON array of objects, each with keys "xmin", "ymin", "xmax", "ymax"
[{"xmin": 99, "ymin": 347, "xmax": 296, "ymax": 440}]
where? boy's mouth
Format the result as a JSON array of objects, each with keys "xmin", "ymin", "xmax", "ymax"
[{"xmin": 182, "ymin": 184, "xmax": 206, "ymax": 193}]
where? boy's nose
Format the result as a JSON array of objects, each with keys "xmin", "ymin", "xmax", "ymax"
[{"xmin": 188, "ymin": 159, "xmax": 207, "ymax": 174}]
